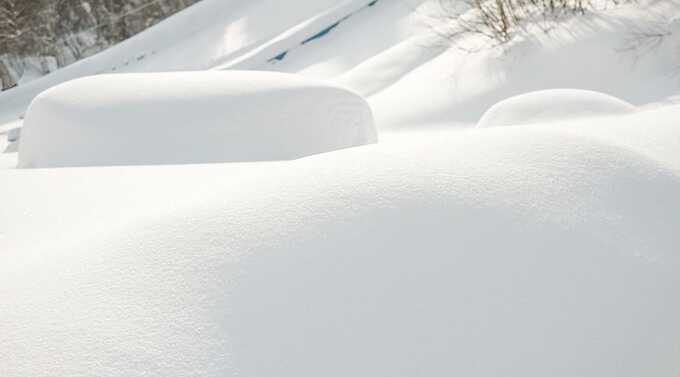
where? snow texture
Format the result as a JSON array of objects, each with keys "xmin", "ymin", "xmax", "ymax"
[
  {"xmin": 1, "ymin": 0, "xmax": 680, "ymax": 376},
  {"xmin": 213, "ymin": 0, "xmax": 380, "ymax": 70},
  {"xmin": 2, "ymin": 104, "xmax": 680, "ymax": 377},
  {"xmin": 0, "ymin": 0, "xmax": 381, "ymax": 124},
  {"xmin": 477, "ymin": 89, "xmax": 637, "ymax": 127},
  {"xmin": 18, "ymin": 71, "xmax": 376, "ymax": 168}
]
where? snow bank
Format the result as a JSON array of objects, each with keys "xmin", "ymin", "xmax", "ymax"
[
  {"xmin": 2, "ymin": 105, "xmax": 680, "ymax": 376},
  {"xmin": 2, "ymin": 0, "xmax": 680, "ymax": 375},
  {"xmin": 477, "ymin": 89, "xmax": 637, "ymax": 127},
  {"xmin": 18, "ymin": 71, "xmax": 376, "ymax": 168},
  {"xmin": 348, "ymin": 0, "xmax": 680, "ymax": 128}
]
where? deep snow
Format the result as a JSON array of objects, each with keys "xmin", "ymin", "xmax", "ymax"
[
  {"xmin": 2, "ymin": 104, "xmax": 680, "ymax": 376},
  {"xmin": 18, "ymin": 71, "xmax": 376, "ymax": 168},
  {"xmin": 477, "ymin": 89, "xmax": 637, "ymax": 127},
  {"xmin": 2, "ymin": 0, "xmax": 678, "ymax": 128},
  {"xmin": 1, "ymin": 0, "xmax": 680, "ymax": 376},
  {"xmin": 0, "ymin": 0, "xmax": 382, "ymax": 124}
]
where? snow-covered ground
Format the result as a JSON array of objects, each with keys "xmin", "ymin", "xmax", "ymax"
[{"xmin": 1, "ymin": 0, "xmax": 680, "ymax": 376}]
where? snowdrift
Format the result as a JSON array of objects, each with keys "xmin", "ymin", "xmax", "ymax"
[
  {"xmin": 18, "ymin": 71, "xmax": 376, "ymax": 168},
  {"xmin": 478, "ymin": 89, "xmax": 637, "ymax": 127},
  {"xmin": 2, "ymin": 0, "xmax": 680, "ymax": 375},
  {"xmin": 2, "ymin": 105, "xmax": 680, "ymax": 376},
  {"xmin": 351, "ymin": 1, "xmax": 680, "ymax": 128}
]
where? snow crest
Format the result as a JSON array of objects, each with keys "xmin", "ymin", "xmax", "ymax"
[{"xmin": 478, "ymin": 89, "xmax": 637, "ymax": 128}]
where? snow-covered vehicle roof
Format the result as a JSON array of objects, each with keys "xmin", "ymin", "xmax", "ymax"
[{"xmin": 18, "ymin": 71, "xmax": 376, "ymax": 168}]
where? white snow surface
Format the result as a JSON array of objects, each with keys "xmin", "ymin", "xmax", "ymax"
[
  {"xmin": 18, "ymin": 71, "xmax": 376, "ymax": 168},
  {"xmin": 2, "ymin": 0, "xmax": 678, "ymax": 127},
  {"xmin": 477, "ymin": 89, "xmax": 637, "ymax": 127},
  {"xmin": 2, "ymin": 0, "xmax": 680, "ymax": 376},
  {"xmin": 0, "ymin": 0, "xmax": 382, "ymax": 124},
  {"xmin": 2, "ymin": 105, "xmax": 680, "ymax": 376}
]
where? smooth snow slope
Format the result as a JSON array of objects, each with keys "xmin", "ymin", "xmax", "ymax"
[
  {"xmin": 0, "ymin": 0, "xmax": 380, "ymax": 124},
  {"xmin": 2, "ymin": 105, "xmax": 680, "ymax": 376},
  {"xmin": 3, "ymin": 0, "xmax": 677, "ymax": 129},
  {"xmin": 280, "ymin": 0, "xmax": 680, "ymax": 128}
]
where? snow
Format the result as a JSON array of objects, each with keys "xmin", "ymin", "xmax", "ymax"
[
  {"xmin": 6, "ymin": 127, "xmax": 20, "ymax": 142},
  {"xmin": 18, "ymin": 71, "xmax": 376, "ymax": 168},
  {"xmin": 350, "ymin": 1, "xmax": 680, "ymax": 129},
  {"xmin": 0, "ymin": 0, "xmax": 382, "ymax": 124},
  {"xmin": 2, "ymin": 0, "xmax": 680, "ymax": 375},
  {"xmin": 0, "ymin": 120, "xmax": 20, "ymax": 168},
  {"xmin": 477, "ymin": 89, "xmax": 637, "ymax": 127},
  {"xmin": 212, "ymin": 0, "xmax": 382, "ymax": 71},
  {"xmin": 2, "ymin": 104, "xmax": 680, "ymax": 376},
  {"xmin": 1, "ymin": 0, "xmax": 678, "ymax": 128}
]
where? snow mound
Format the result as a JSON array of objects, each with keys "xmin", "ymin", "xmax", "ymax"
[
  {"xmin": 477, "ymin": 89, "xmax": 636, "ymax": 127},
  {"xmin": 3, "ymin": 106, "xmax": 680, "ymax": 375},
  {"xmin": 18, "ymin": 71, "xmax": 376, "ymax": 168}
]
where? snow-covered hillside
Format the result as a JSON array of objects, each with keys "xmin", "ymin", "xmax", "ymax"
[
  {"xmin": 1, "ymin": 0, "xmax": 680, "ymax": 376},
  {"xmin": 0, "ymin": 0, "xmax": 384, "ymax": 124},
  {"xmin": 2, "ymin": 0, "xmax": 678, "ymax": 125}
]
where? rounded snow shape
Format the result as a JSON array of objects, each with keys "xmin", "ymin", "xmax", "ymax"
[
  {"xmin": 477, "ymin": 89, "xmax": 636, "ymax": 127},
  {"xmin": 18, "ymin": 71, "xmax": 377, "ymax": 168}
]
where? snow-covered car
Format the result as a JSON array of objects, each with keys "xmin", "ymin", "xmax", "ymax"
[{"xmin": 18, "ymin": 71, "xmax": 377, "ymax": 168}]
